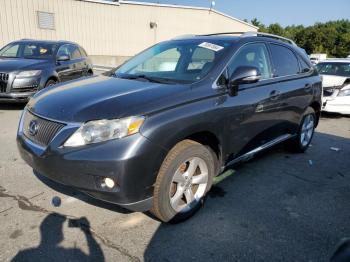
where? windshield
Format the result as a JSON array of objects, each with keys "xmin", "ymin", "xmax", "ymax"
[
  {"xmin": 114, "ymin": 39, "xmax": 234, "ymax": 84},
  {"xmin": 0, "ymin": 42, "xmax": 58, "ymax": 59},
  {"xmin": 316, "ymin": 62, "xmax": 350, "ymax": 77}
]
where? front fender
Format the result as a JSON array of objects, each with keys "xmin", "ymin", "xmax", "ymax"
[{"xmin": 140, "ymin": 97, "xmax": 224, "ymax": 152}]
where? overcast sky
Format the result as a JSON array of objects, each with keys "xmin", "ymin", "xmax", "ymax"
[{"xmin": 126, "ymin": 0, "xmax": 350, "ymax": 27}]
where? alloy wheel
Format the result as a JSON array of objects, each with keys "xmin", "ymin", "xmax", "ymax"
[
  {"xmin": 169, "ymin": 157, "xmax": 209, "ymax": 213},
  {"xmin": 300, "ymin": 114, "xmax": 315, "ymax": 147}
]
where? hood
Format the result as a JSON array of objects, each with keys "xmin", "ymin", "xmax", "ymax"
[
  {"xmin": 322, "ymin": 74, "xmax": 349, "ymax": 89},
  {"xmin": 27, "ymin": 75, "xmax": 190, "ymax": 122},
  {"xmin": 0, "ymin": 58, "xmax": 51, "ymax": 72}
]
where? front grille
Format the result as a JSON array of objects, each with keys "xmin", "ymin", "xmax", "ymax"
[
  {"xmin": 0, "ymin": 72, "xmax": 9, "ymax": 93},
  {"xmin": 22, "ymin": 110, "xmax": 66, "ymax": 147}
]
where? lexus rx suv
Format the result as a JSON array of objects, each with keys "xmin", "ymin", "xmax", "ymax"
[
  {"xmin": 0, "ymin": 40, "xmax": 93, "ymax": 102},
  {"xmin": 17, "ymin": 33, "xmax": 322, "ymax": 222}
]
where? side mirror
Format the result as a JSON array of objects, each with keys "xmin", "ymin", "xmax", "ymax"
[
  {"xmin": 56, "ymin": 55, "xmax": 70, "ymax": 62},
  {"xmin": 228, "ymin": 66, "xmax": 261, "ymax": 96}
]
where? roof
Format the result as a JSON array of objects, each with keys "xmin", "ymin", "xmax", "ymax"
[
  {"xmin": 173, "ymin": 32, "xmax": 297, "ymax": 47},
  {"xmin": 15, "ymin": 39, "xmax": 77, "ymax": 45}
]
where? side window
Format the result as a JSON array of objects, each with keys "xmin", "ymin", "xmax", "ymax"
[
  {"xmin": 227, "ymin": 43, "xmax": 272, "ymax": 80},
  {"xmin": 69, "ymin": 45, "xmax": 82, "ymax": 59},
  {"xmin": 57, "ymin": 45, "xmax": 70, "ymax": 57},
  {"xmin": 270, "ymin": 44, "xmax": 300, "ymax": 77},
  {"xmin": 299, "ymin": 57, "xmax": 312, "ymax": 73}
]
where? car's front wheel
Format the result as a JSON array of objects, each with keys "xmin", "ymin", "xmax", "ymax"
[
  {"xmin": 151, "ymin": 140, "xmax": 215, "ymax": 223},
  {"xmin": 45, "ymin": 79, "xmax": 57, "ymax": 88}
]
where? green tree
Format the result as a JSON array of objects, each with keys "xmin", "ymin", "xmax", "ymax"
[{"xmin": 250, "ymin": 18, "xmax": 350, "ymax": 57}]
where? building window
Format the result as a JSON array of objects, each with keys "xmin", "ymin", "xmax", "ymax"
[{"xmin": 37, "ymin": 11, "xmax": 55, "ymax": 30}]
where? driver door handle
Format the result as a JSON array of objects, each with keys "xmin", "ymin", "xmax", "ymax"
[{"xmin": 304, "ymin": 83, "xmax": 312, "ymax": 90}]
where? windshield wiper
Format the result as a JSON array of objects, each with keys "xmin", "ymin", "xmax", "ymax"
[{"xmin": 116, "ymin": 74, "xmax": 175, "ymax": 84}]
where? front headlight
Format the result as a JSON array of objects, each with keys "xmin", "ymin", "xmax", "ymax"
[
  {"xmin": 64, "ymin": 116, "xmax": 145, "ymax": 147},
  {"xmin": 16, "ymin": 70, "xmax": 42, "ymax": 78}
]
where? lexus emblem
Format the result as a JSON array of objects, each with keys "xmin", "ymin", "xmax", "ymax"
[{"xmin": 28, "ymin": 120, "xmax": 39, "ymax": 136}]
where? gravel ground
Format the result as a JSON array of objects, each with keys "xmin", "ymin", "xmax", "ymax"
[{"xmin": 0, "ymin": 103, "xmax": 349, "ymax": 262}]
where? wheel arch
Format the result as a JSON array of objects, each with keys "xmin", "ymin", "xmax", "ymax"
[
  {"xmin": 185, "ymin": 131, "xmax": 222, "ymax": 175},
  {"xmin": 309, "ymin": 101, "xmax": 321, "ymax": 126},
  {"xmin": 46, "ymin": 75, "xmax": 59, "ymax": 83}
]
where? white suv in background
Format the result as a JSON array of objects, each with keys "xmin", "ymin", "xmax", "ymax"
[{"xmin": 316, "ymin": 59, "xmax": 350, "ymax": 115}]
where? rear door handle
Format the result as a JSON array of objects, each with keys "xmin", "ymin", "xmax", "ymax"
[
  {"xmin": 269, "ymin": 90, "xmax": 281, "ymax": 100},
  {"xmin": 304, "ymin": 83, "xmax": 312, "ymax": 89}
]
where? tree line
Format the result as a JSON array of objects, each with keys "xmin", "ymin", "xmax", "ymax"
[{"xmin": 249, "ymin": 19, "xmax": 350, "ymax": 58}]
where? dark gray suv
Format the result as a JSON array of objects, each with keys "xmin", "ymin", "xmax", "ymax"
[
  {"xmin": 17, "ymin": 32, "xmax": 322, "ymax": 222},
  {"xmin": 0, "ymin": 40, "xmax": 93, "ymax": 102}
]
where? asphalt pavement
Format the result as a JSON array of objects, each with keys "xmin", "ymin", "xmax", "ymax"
[{"xmin": 0, "ymin": 102, "xmax": 349, "ymax": 262}]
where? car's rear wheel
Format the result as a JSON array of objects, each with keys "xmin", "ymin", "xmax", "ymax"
[
  {"xmin": 151, "ymin": 140, "xmax": 215, "ymax": 223},
  {"xmin": 287, "ymin": 107, "xmax": 316, "ymax": 152}
]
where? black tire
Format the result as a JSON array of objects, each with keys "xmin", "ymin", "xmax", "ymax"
[
  {"xmin": 84, "ymin": 70, "xmax": 93, "ymax": 77},
  {"xmin": 151, "ymin": 140, "xmax": 215, "ymax": 223},
  {"xmin": 45, "ymin": 79, "xmax": 57, "ymax": 88},
  {"xmin": 286, "ymin": 107, "xmax": 316, "ymax": 153}
]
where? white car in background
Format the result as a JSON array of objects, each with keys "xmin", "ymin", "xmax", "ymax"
[
  {"xmin": 316, "ymin": 59, "xmax": 350, "ymax": 115},
  {"xmin": 310, "ymin": 53, "xmax": 327, "ymax": 65}
]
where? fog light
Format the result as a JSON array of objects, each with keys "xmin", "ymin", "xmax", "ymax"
[{"xmin": 104, "ymin": 178, "xmax": 115, "ymax": 189}]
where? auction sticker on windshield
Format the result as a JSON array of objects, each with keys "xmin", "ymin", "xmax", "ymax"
[{"xmin": 198, "ymin": 42, "xmax": 224, "ymax": 52}]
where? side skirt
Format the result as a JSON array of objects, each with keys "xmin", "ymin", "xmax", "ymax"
[{"xmin": 223, "ymin": 133, "xmax": 296, "ymax": 169}]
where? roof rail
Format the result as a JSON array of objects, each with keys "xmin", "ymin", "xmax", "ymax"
[
  {"xmin": 198, "ymin": 32, "xmax": 246, "ymax": 37},
  {"xmin": 196, "ymin": 31, "xmax": 297, "ymax": 46},
  {"xmin": 172, "ymin": 34, "xmax": 196, "ymax": 40},
  {"xmin": 242, "ymin": 31, "xmax": 297, "ymax": 46}
]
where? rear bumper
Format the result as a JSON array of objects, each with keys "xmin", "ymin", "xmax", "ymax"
[{"xmin": 17, "ymin": 112, "xmax": 168, "ymax": 211}]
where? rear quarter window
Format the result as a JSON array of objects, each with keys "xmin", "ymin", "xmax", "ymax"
[
  {"xmin": 299, "ymin": 57, "xmax": 312, "ymax": 73},
  {"xmin": 79, "ymin": 47, "xmax": 88, "ymax": 57},
  {"xmin": 270, "ymin": 44, "xmax": 300, "ymax": 77}
]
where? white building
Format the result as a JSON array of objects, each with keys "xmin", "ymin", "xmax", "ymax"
[{"xmin": 0, "ymin": 0, "xmax": 258, "ymax": 66}]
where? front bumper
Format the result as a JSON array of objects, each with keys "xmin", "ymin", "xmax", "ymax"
[
  {"xmin": 322, "ymin": 97, "xmax": 350, "ymax": 115},
  {"xmin": 0, "ymin": 91, "xmax": 36, "ymax": 102},
  {"xmin": 0, "ymin": 75, "xmax": 41, "ymax": 102},
  {"xmin": 17, "ymin": 111, "xmax": 167, "ymax": 211}
]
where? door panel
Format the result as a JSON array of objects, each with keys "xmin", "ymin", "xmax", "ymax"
[
  {"xmin": 221, "ymin": 80, "xmax": 287, "ymax": 160},
  {"xmin": 268, "ymin": 43, "xmax": 313, "ymax": 135},
  {"xmin": 272, "ymin": 76, "xmax": 313, "ymax": 134},
  {"xmin": 56, "ymin": 44, "xmax": 83, "ymax": 82},
  {"xmin": 221, "ymin": 42, "xmax": 287, "ymax": 159}
]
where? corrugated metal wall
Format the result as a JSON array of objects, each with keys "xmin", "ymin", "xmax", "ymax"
[{"xmin": 0, "ymin": 0, "xmax": 257, "ymax": 58}]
